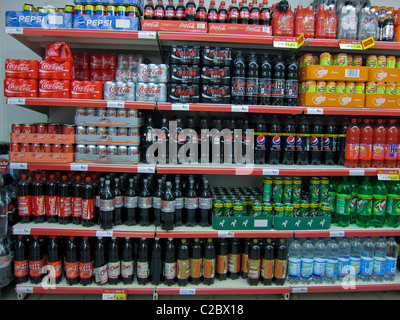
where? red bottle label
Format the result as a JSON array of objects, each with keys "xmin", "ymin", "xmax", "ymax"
[
  {"xmin": 29, "ymin": 259, "xmax": 44, "ymax": 277},
  {"xmin": 372, "ymin": 143, "xmax": 385, "ymax": 160},
  {"xmin": 46, "ymin": 195, "xmax": 58, "ymax": 217},
  {"xmin": 72, "ymin": 197, "xmax": 82, "ymax": 218},
  {"xmin": 65, "ymin": 261, "xmax": 79, "ymax": 279},
  {"xmin": 59, "ymin": 197, "xmax": 72, "ymax": 217},
  {"xmin": 47, "ymin": 260, "xmax": 62, "ymax": 278},
  {"xmin": 345, "ymin": 143, "xmax": 359, "ymax": 160},
  {"xmin": 32, "ymin": 195, "xmax": 45, "ymax": 216},
  {"xmin": 82, "ymin": 199, "xmax": 95, "ymax": 220},
  {"xmin": 18, "ymin": 196, "xmax": 31, "ymax": 216},
  {"xmin": 79, "ymin": 261, "xmax": 93, "ymax": 279},
  {"xmin": 359, "ymin": 143, "xmax": 372, "ymax": 160},
  {"xmin": 14, "ymin": 260, "xmax": 29, "ymax": 277}
]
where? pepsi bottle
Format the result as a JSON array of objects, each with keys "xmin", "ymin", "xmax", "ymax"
[
  {"xmin": 281, "ymin": 116, "xmax": 296, "ymax": 165},
  {"xmin": 323, "ymin": 116, "xmax": 338, "ymax": 165},
  {"xmin": 295, "ymin": 116, "xmax": 310, "ymax": 165},
  {"xmin": 268, "ymin": 115, "xmax": 282, "ymax": 165},
  {"xmin": 310, "ymin": 117, "xmax": 324, "ymax": 165},
  {"xmin": 254, "ymin": 114, "xmax": 267, "ymax": 164}
]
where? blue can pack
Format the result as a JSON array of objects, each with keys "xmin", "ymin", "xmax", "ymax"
[
  {"xmin": 73, "ymin": 15, "xmax": 140, "ymax": 30},
  {"xmin": 6, "ymin": 11, "xmax": 73, "ymax": 29},
  {"xmin": 73, "ymin": 0, "xmax": 144, "ymax": 14}
]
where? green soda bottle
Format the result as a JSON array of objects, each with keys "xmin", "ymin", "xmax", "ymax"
[
  {"xmin": 327, "ymin": 178, "xmax": 337, "ymax": 223},
  {"xmin": 355, "ymin": 177, "xmax": 373, "ymax": 228},
  {"xmin": 335, "ymin": 176, "xmax": 352, "ymax": 227},
  {"xmin": 371, "ymin": 180, "xmax": 387, "ymax": 228},
  {"xmin": 386, "ymin": 181, "xmax": 400, "ymax": 228},
  {"xmin": 349, "ymin": 177, "xmax": 358, "ymax": 224}
]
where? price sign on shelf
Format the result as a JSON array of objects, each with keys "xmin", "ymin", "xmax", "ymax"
[
  {"xmin": 102, "ymin": 289, "xmax": 127, "ymax": 300},
  {"xmin": 273, "ymin": 34, "xmax": 305, "ymax": 49},
  {"xmin": 107, "ymin": 101, "xmax": 125, "ymax": 108},
  {"xmin": 339, "ymin": 37, "xmax": 375, "ymax": 50},
  {"xmin": 7, "ymin": 98, "xmax": 26, "ymax": 105},
  {"xmin": 377, "ymin": 170, "xmax": 400, "ymax": 181}
]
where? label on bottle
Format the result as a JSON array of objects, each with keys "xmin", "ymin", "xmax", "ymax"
[
  {"xmin": 356, "ymin": 195, "xmax": 373, "ymax": 215},
  {"xmin": 79, "ymin": 261, "xmax": 93, "ymax": 279},
  {"xmin": 288, "ymin": 257, "xmax": 301, "ymax": 278},
  {"xmin": 336, "ymin": 194, "xmax": 351, "ymax": 215},
  {"xmin": 100, "ymin": 199, "xmax": 114, "ymax": 212},
  {"xmin": 47, "ymin": 260, "xmax": 62, "ymax": 279},
  {"xmin": 185, "ymin": 197, "xmax": 199, "ymax": 209},
  {"xmin": 274, "ymin": 258, "xmax": 287, "ymax": 279},
  {"xmin": 231, "ymin": 77, "xmax": 246, "ymax": 97},
  {"xmin": 46, "ymin": 196, "xmax": 58, "ymax": 217},
  {"xmin": 199, "ymin": 198, "xmax": 213, "ymax": 209},
  {"xmin": 114, "ymin": 196, "xmax": 124, "ymax": 208},
  {"xmin": 338, "ymin": 257, "xmax": 350, "ymax": 277},
  {"xmin": 284, "ymin": 79, "xmax": 299, "ymax": 98},
  {"xmin": 137, "ymin": 261, "xmax": 150, "ymax": 279},
  {"xmin": 271, "ymin": 79, "xmax": 285, "ymax": 98},
  {"xmin": 269, "ymin": 133, "xmax": 282, "ymax": 152},
  {"xmin": 360, "ymin": 257, "xmax": 373, "ymax": 276},
  {"xmin": 153, "ymin": 196, "xmax": 161, "ymax": 209},
  {"xmin": 14, "ymin": 259, "xmax": 29, "ymax": 278},
  {"xmin": 161, "ymin": 200, "xmax": 176, "ymax": 213},
  {"xmin": 387, "ymin": 194, "xmax": 400, "ymax": 215},
  {"xmin": 175, "ymin": 197, "xmax": 184, "ymax": 209},
  {"xmin": 82, "ymin": 199, "xmax": 95, "ymax": 220},
  {"xmin": 247, "ymin": 258, "xmax": 261, "ymax": 279},
  {"xmin": 325, "ymin": 258, "xmax": 338, "ymax": 278},
  {"xmin": 177, "ymin": 259, "xmax": 190, "ymax": 279},
  {"xmin": 94, "ymin": 264, "xmax": 108, "ymax": 284},
  {"xmin": 261, "ymin": 259, "xmax": 274, "ymax": 279},
  {"xmin": 258, "ymin": 78, "xmax": 272, "ymax": 97},
  {"xmin": 190, "ymin": 258, "xmax": 202, "ymax": 278},
  {"xmin": 373, "ymin": 256, "xmax": 386, "ymax": 277},
  {"xmin": 163, "ymin": 261, "xmax": 177, "ymax": 279},
  {"xmin": 108, "ymin": 261, "xmax": 121, "ymax": 279},
  {"xmin": 139, "ymin": 197, "xmax": 152, "ymax": 209},
  {"xmin": 124, "ymin": 196, "xmax": 138, "ymax": 209},
  {"xmin": 203, "ymin": 258, "xmax": 215, "ymax": 279},
  {"xmin": 185, "ymin": 6, "xmax": 196, "ymax": 16},
  {"xmin": 166, "ymin": 8, "xmax": 175, "ymax": 18},
  {"xmin": 241, "ymin": 253, "xmax": 248, "ymax": 273},
  {"xmin": 345, "ymin": 142, "xmax": 359, "ymax": 160},
  {"xmin": 350, "ymin": 257, "xmax": 360, "ymax": 276},
  {"xmin": 359, "ymin": 143, "xmax": 372, "ymax": 160},
  {"xmin": 228, "ymin": 253, "xmax": 240, "ymax": 273},
  {"xmin": 121, "ymin": 261, "xmax": 134, "ymax": 278},
  {"xmin": 372, "ymin": 143, "xmax": 385, "ymax": 160},
  {"xmin": 300, "ymin": 257, "xmax": 313, "ymax": 278},
  {"xmin": 216, "ymin": 255, "xmax": 228, "ymax": 275},
  {"xmin": 313, "ymin": 257, "xmax": 325, "ymax": 278},
  {"xmin": 386, "ymin": 257, "xmax": 397, "ymax": 276},
  {"xmin": 196, "ymin": 9, "xmax": 207, "ymax": 20},
  {"xmin": 373, "ymin": 195, "xmax": 387, "ymax": 216},
  {"xmin": 229, "ymin": 9, "xmax": 239, "ymax": 19},
  {"xmin": 59, "ymin": 196, "xmax": 72, "ymax": 217},
  {"xmin": 240, "ymin": 9, "xmax": 249, "ymax": 20},
  {"xmin": 32, "ymin": 195, "xmax": 45, "ymax": 216},
  {"xmin": 65, "ymin": 261, "xmax": 79, "ymax": 279},
  {"xmin": 29, "ymin": 259, "xmax": 44, "ymax": 277},
  {"xmin": 18, "ymin": 196, "xmax": 31, "ymax": 216},
  {"xmin": 72, "ymin": 197, "xmax": 82, "ymax": 218},
  {"xmin": 385, "ymin": 143, "xmax": 398, "ymax": 160}
]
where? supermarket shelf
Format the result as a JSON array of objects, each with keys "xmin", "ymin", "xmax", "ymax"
[
  {"xmin": 304, "ymin": 106, "xmax": 400, "ymax": 116},
  {"xmin": 6, "ymin": 98, "xmax": 155, "ymax": 110},
  {"xmin": 157, "ymin": 103, "xmax": 303, "ymax": 114},
  {"xmin": 5, "ymin": 28, "xmax": 160, "ymax": 56},
  {"xmin": 12, "ymin": 222, "xmax": 155, "ymax": 238},
  {"xmin": 155, "ymin": 226, "xmax": 293, "ymax": 238}
]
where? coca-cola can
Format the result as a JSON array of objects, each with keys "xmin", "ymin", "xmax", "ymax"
[
  {"xmin": 35, "ymin": 124, "xmax": 47, "ymax": 134},
  {"xmin": 63, "ymin": 144, "xmax": 74, "ymax": 153},
  {"xmin": 117, "ymin": 108, "xmax": 126, "ymax": 118},
  {"xmin": 47, "ymin": 123, "xmax": 58, "ymax": 134},
  {"xmin": 128, "ymin": 127, "xmax": 139, "ymax": 136},
  {"xmin": 138, "ymin": 63, "xmax": 169, "ymax": 83},
  {"xmin": 118, "ymin": 127, "xmax": 128, "ymax": 136},
  {"xmin": 170, "ymin": 65, "xmax": 200, "ymax": 83},
  {"xmin": 63, "ymin": 124, "xmax": 75, "ymax": 135},
  {"xmin": 43, "ymin": 144, "xmax": 52, "ymax": 153},
  {"xmin": 76, "ymin": 144, "xmax": 87, "ymax": 154},
  {"xmin": 108, "ymin": 127, "xmax": 117, "ymax": 136},
  {"xmin": 86, "ymin": 108, "xmax": 96, "ymax": 116},
  {"xmin": 96, "ymin": 126, "xmax": 108, "ymax": 135},
  {"xmin": 128, "ymin": 145, "xmax": 139, "ymax": 156},
  {"xmin": 107, "ymin": 145, "xmax": 118, "ymax": 155},
  {"xmin": 20, "ymin": 143, "xmax": 30, "ymax": 152},
  {"xmin": 31, "ymin": 143, "xmax": 43, "ymax": 152},
  {"xmin": 11, "ymin": 124, "xmax": 23, "ymax": 133},
  {"xmin": 22, "ymin": 124, "xmax": 34, "ymax": 134},
  {"xmin": 76, "ymin": 125, "xmax": 86, "ymax": 135},
  {"xmin": 96, "ymin": 108, "xmax": 107, "ymax": 117},
  {"xmin": 97, "ymin": 145, "xmax": 107, "ymax": 155},
  {"xmin": 107, "ymin": 108, "xmax": 117, "ymax": 117},
  {"xmin": 10, "ymin": 143, "xmax": 20, "ymax": 152},
  {"xmin": 87, "ymin": 144, "xmax": 97, "ymax": 154},
  {"xmin": 86, "ymin": 126, "xmax": 97, "ymax": 135},
  {"xmin": 52, "ymin": 144, "xmax": 62, "ymax": 153},
  {"xmin": 115, "ymin": 68, "xmax": 137, "ymax": 83},
  {"xmin": 126, "ymin": 109, "xmax": 138, "ymax": 118},
  {"xmin": 118, "ymin": 145, "xmax": 127, "ymax": 155},
  {"xmin": 76, "ymin": 108, "xmax": 86, "ymax": 116}
]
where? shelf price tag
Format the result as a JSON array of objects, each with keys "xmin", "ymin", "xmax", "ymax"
[
  {"xmin": 292, "ymin": 287, "xmax": 308, "ymax": 294},
  {"xmin": 218, "ymin": 231, "xmax": 235, "ymax": 238},
  {"xmin": 377, "ymin": 170, "xmax": 400, "ymax": 181},
  {"xmin": 102, "ymin": 289, "xmax": 127, "ymax": 300},
  {"xmin": 306, "ymin": 107, "xmax": 324, "ymax": 115},
  {"xmin": 96, "ymin": 230, "xmax": 113, "ymax": 237},
  {"xmin": 10, "ymin": 162, "xmax": 28, "ymax": 170},
  {"xmin": 13, "ymin": 227, "xmax": 31, "ymax": 235},
  {"xmin": 17, "ymin": 286, "xmax": 34, "ymax": 294},
  {"xmin": 262, "ymin": 168, "xmax": 280, "ymax": 176},
  {"xmin": 339, "ymin": 38, "xmax": 375, "ymax": 51},
  {"xmin": 349, "ymin": 169, "xmax": 365, "ymax": 176},
  {"xmin": 171, "ymin": 103, "xmax": 190, "ymax": 111},
  {"xmin": 7, "ymin": 98, "xmax": 26, "ymax": 105},
  {"xmin": 138, "ymin": 31, "xmax": 156, "ymax": 39},
  {"xmin": 5, "ymin": 27, "xmax": 24, "ymax": 34},
  {"xmin": 273, "ymin": 34, "xmax": 304, "ymax": 49},
  {"xmin": 231, "ymin": 105, "xmax": 249, "ymax": 112},
  {"xmin": 179, "ymin": 288, "xmax": 196, "ymax": 295},
  {"xmin": 137, "ymin": 166, "xmax": 155, "ymax": 173},
  {"xmin": 70, "ymin": 164, "xmax": 88, "ymax": 171},
  {"xmin": 330, "ymin": 230, "xmax": 345, "ymax": 238},
  {"xmin": 107, "ymin": 101, "xmax": 125, "ymax": 108}
]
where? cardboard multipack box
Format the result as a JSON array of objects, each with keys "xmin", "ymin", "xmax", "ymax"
[
  {"xmin": 365, "ymin": 94, "xmax": 400, "ymax": 109},
  {"xmin": 368, "ymin": 68, "xmax": 400, "ymax": 82},
  {"xmin": 75, "ymin": 115, "xmax": 141, "ymax": 127},
  {"xmin": 11, "ymin": 133, "xmax": 75, "ymax": 144},
  {"xmin": 141, "ymin": 20, "xmax": 207, "ymax": 33},
  {"xmin": 9, "ymin": 152, "xmax": 74, "ymax": 163},
  {"xmin": 300, "ymin": 65, "xmax": 369, "ymax": 82},
  {"xmin": 208, "ymin": 23, "xmax": 272, "ymax": 36},
  {"xmin": 273, "ymin": 216, "xmax": 331, "ymax": 230},
  {"xmin": 299, "ymin": 92, "xmax": 365, "ymax": 108},
  {"xmin": 75, "ymin": 153, "xmax": 139, "ymax": 163},
  {"xmin": 75, "ymin": 134, "xmax": 139, "ymax": 145},
  {"xmin": 212, "ymin": 216, "xmax": 273, "ymax": 230}
]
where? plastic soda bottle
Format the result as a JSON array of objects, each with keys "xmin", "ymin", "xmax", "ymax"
[
  {"xmin": 385, "ymin": 237, "xmax": 398, "ymax": 281},
  {"xmin": 384, "ymin": 119, "xmax": 398, "ymax": 168},
  {"xmin": 360, "ymin": 237, "xmax": 374, "ymax": 282},
  {"xmin": 344, "ymin": 118, "xmax": 360, "ymax": 168},
  {"xmin": 325, "ymin": 238, "xmax": 339, "ymax": 284},
  {"xmin": 313, "ymin": 238, "xmax": 326, "ymax": 284},
  {"xmin": 359, "ymin": 119, "xmax": 373, "ymax": 168},
  {"xmin": 287, "ymin": 238, "xmax": 301, "ymax": 284},
  {"xmin": 335, "ymin": 176, "xmax": 352, "ymax": 227},
  {"xmin": 372, "ymin": 237, "xmax": 387, "ymax": 281},
  {"xmin": 386, "ymin": 181, "xmax": 400, "ymax": 228},
  {"xmin": 356, "ymin": 177, "xmax": 373, "ymax": 228},
  {"xmin": 371, "ymin": 119, "xmax": 386, "ymax": 168},
  {"xmin": 372, "ymin": 180, "xmax": 387, "ymax": 228}
]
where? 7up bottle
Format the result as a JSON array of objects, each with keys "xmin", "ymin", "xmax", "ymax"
[
  {"xmin": 335, "ymin": 177, "xmax": 352, "ymax": 227},
  {"xmin": 356, "ymin": 177, "xmax": 373, "ymax": 228},
  {"xmin": 372, "ymin": 180, "xmax": 387, "ymax": 228},
  {"xmin": 386, "ymin": 181, "xmax": 400, "ymax": 228}
]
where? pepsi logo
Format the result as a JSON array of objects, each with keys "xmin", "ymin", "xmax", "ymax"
[
  {"xmin": 310, "ymin": 136, "xmax": 319, "ymax": 146},
  {"xmin": 323, "ymin": 137, "xmax": 331, "ymax": 146},
  {"xmin": 295, "ymin": 136, "xmax": 302, "ymax": 145},
  {"xmin": 286, "ymin": 136, "xmax": 295, "ymax": 145},
  {"xmin": 257, "ymin": 135, "xmax": 266, "ymax": 145},
  {"xmin": 272, "ymin": 136, "xmax": 281, "ymax": 145}
]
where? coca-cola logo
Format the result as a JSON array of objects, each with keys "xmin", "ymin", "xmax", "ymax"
[
  {"xmin": 205, "ymin": 69, "xmax": 226, "ymax": 77},
  {"xmin": 176, "ymin": 69, "xmax": 198, "ymax": 77},
  {"xmin": 6, "ymin": 82, "xmax": 33, "ymax": 92},
  {"xmin": 138, "ymin": 85, "xmax": 160, "ymax": 94},
  {"xmin": 174, "ymin": 88, "xmax": 195, "ymax": 96},
  {"xmin": 234, "ymin": 80, "xmax": 246, "ymax": 89},
  {"xmin": 210, "ymin": 24, "xmax": 226, "ymax": 31},
  {"xmin": 40, "ymin": 62, "xmax": 67, "ymax": 71},
  {"xmin": 141, "ymin": 66, "xmax": 165, "ymax": 76},
  {"xmin": 6, "ymin": 61, "xmax": 31, "ymax": 72},
  {"xmin": 208, "ymin": 50, "xmax": 229, "ymax": 58},
  {"xmin": 40, "ymin": 81, "xmax": 67, "ymax": 91},
  {"xmin": 108, "ymin": 85, "xmax": 132, "ymax": 94},
  {"xmin": 142, "ymin": 21, "xmax": 160, "ymax": 28},
  {"xmin": 206, "ymin": 87, "xmax": 227, "ymax": 95},
  {"xmin": 179, "ymin": 22, "xmax": 197, "ymax": 29},
  {"xmin": 72, "ymin": 84, "xmax": 98, "ymax": 93},
  {"xmin": 245, "ymin": 25, "xmax": 262, "ymax": 32}
]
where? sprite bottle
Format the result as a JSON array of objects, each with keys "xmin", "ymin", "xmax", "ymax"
[
  {"xmin": 335, "ymin": 176, "xmax": 352, "ymax": 227},
  {"xmin": 356, "ymin": 177, "xmax": 373, "ymax": 228},
  {"xmin": 386, "ymin": 181, "xmax": 400, "ymax": 228},
  {"xmin": 372, "ymin": 180, "xmax": 387, "ymax": 228}
]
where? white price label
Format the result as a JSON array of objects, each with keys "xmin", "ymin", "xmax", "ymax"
[
  {"xmin": 254, "ymin": 219, "xmax": 269, "ymax": 227},
  {"xmin": 292, "ymin": 287, "xmax": 308, "ymax": 293},
  {"xmin": 179, "ymin": 288, "xmax": 196, "ymax": 295},
  {"xmin": 10, "ymin": 162, "xmax": 28, "ymax": 170},
  {"xmin": 13, "ymin": 227, "xmax": 31, "ymax": 235},
  {"xmin": 5, "ymin": 27, "xmax": 24, "ymax": 34},
  {"xmin": 96, "ymin": 230, "xmax": 113, "ymax": 237},
  {"xmin": 70, "ymin": 164, "xmax": 88, "ymax": 171},
  {"xmin": 107, "ymin": 101, "xmax": 125, "ymax": 108},
  {"xmin": 307, "ymin": 108, "xmax": 324, "ymax": 115},
  {"xmin": 217, "ymin": 231, "xmax": 235, "ymax": 238},
  {"xmin": 377, "ymin": 173, "xmax": 390, "ymax": 181},
  {"xmin": 17, "ymin": 286, "xmax": 34, "ymax": 294},
  {"xmin": 330, "ymin": 230, "xmax": 345, "ymax": 238},
  {"xmin": 137, "ymin": 166, "xmax": 155, "ymax": 173},
  {"xmin": 339, "ymin": 43, "xmax": 354, "ymax": 50},
  {"xmin": 349, "ymin": 169, "xmax": 365, "ymax": 176},
  {"xmin": 171, "ymin": 103, "xmax": 190, "ymax": 111},
  {"xmin": 138, "ymin": 31, "xmax": 156, "ymax": 39},
  {"xmin": 7, "ymin": 98, "xmax": 26, "ymax": 105},
  {"xmin": 231, "ymin": 105, "xmax": 249, "ymax": 112},
  {"xmin": 262, "ymin": 168, "xmax": 280, "ymax": 176},
  {"xmin": 102, "ymin": 294, "xmax": 115, "ymax": 300}
]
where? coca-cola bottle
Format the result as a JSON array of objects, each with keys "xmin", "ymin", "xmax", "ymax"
[
  {"xmin": 163, "ymin": 238, "xmax": 176, "ymax": 286},
  {"xmin": 186, "ymin": 0, "xmax": 197, "ymax": 21},
  {"xmin": 175, "ymin": 0, "xmax": 186, "ymax": 20},
  {"xmin": 144, "ymin": 0, "xmax": 155, "ymax": 19},
  {"xmin": 260, "ymin": 0, "xmax": 271, "ymax": 25},
  {"xmin": 32, "ymin": 174, "xmax": 45, "ymax": 223},
  {"xmin": 161, "ymin": 181, "xmax": 175, "ymax": 231},
  {"xmin": 45, "ymin": 175, "xmax": 58, "ymax": 223},
  {"xmin": 153, "ymin": 179, "xmax": 163, "ymax": 227},
  {"xmin": 239, "ymin": 0, "xmax": 250, "ymax": 24},
  {"xmin": 93, "ymin": 237, "xmax": 108, "ymax": 285},
  {"xmin": 246, "ymin": 52, "xmax": 259, "ymax": 105},
  {"xmin": 47, "ymin": 236, "xmax": 62, "ymax": 284},
  {"xmin": 249, "ymin": 1, "xmax": 260, "ymax": 25},
  {"xmin": 258, "ymin": 53, "xmax": 272, "ymax": 105},
  {"xmin": 218, "ymin": 1, "xmax": 229, "ymax": 23},
  {"xmin": 108, "ymin": 237, "xmax": 121, "ymax": 285},
  {"xmin": 95, "ymin": 177, "xmax": 105, "ymax": 226},
  {"xmin": 165, "ymin": 0, "xmax": 176, "ymax": 20},
  {"xmin": 113, "ymin": 178, "xmax": 123, "ymax": 226},
  {"xmin": 137, "ymin": 238, "xmax": 150, "ymax": 285},
  {"xmin": 17, "ymin": 174, "xmax": 31, "ymax": 223},
  {"xmin": 272, "ymin": 54, "xmax": 286, "ymax": 106},
  {"xmin": 150, "ymin": 238, "xmax": 163, "ymax": 285},
  {"xmin": 14, "ymin": 235, "xmax": 29, "ymax": 284},
  {"xmin": 121, "ymin": 238, "xmax": 134, "ymax": 285},
  {"xmin": 208, "ymin": 0, "xmax": 218, "ymax": 23},
  {"xmin": 199, "ymin": 179, "xmax": 212, "ymax": 226},
  {"xmin": 185, "ymin": 179, "xmax": 198, "ymax": 227},
  {"xmin": 79, "ymin": 236, "xmax": 93, "ymax": 285},
  {"xmin": 71, "ymin": 176, "xmax": 82, "ymax": 225},
  {"xmin": 65, "ymin": 236, "xmax": 79, "ymax": 285},
  {"xmin": 154, "ymin": 0, "xmax": 165, "ymax": 19},
  {"xmin": 139, "ymin": 178, "xmax": 152, "ymax": 226},
  {"xmin": 124, "ymin": 178, "xmax": 138, "ymax": 226},
  {"xmin": 229, "ymin": 0, "xmax": 240, "ymax": 23},
  {"xmin": 99, "ymin": 180, "xmax": 114, "ymax": 230},
  {"xmin": 231, "ymin": 50, "xmax": 246, "ymax": 105},
  {"xmin": 29, "ymin": 235, "xmax": 43, "ymax": 284},
  {"xmin": 81, "ymin": 177, "xmax": 95, "ymax": 227},
  {"xmin": 58, "ymin": 175, "xmax": 71, "ymax": 225},
  {"xmin": 196, "ymin": 0, "xmax": 207, "ymax": 21}
]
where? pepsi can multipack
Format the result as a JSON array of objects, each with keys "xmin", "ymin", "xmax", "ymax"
[
  {"xmin": 168, "ymin": 84, "xmax": 200, "ymax": 103},
  {"xmin": 170, "ymin": 65, "xmax": 200, "ymax": 83},
  {"xmin": 201, "ymin": 85, "xmax": 230, "ymax": 104},
  {"xmin": 201, "ymin": 66, "xmax": 230, "ymax": 84},
  {"xmin": 201, "ymin": 47, "xmax": 232, "ymax": 66},
  {"xmin": 169, "ymin": 45, "xmax": 200, "ymax": 65}
]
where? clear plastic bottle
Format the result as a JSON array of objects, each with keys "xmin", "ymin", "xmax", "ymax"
[
  {"xmin": 325, "ymin": 238, "xmax": 339, "ymax": 284},
  {"xmin": 287, "ymin": 238, "xmax": 301, "ymax": 285},
  {"xmin": 372, "ymin": 237, "xmax": 387, "ymax": 282},
  {"xmin": 300, "ymin": 238, "xmax": 314, "ymax": 284},
  {"xmin": 349, "ymin": 237, "xmax": 362, "ymax": 279},
  {"xmin": 338, "ymin": 237, "xmax": 351, "ymax": 279},
  {"xmin": 337, "ymin": 2, "xmax": 358, "ymax": 40},
  {"xmin": 313, "ymin": 238, "xmax": 326, "ymax": 284},
  {"xmin": 385, "ymin": 237, "xmax": 398, "ymax": 281},
  {"xmin": 360, "ymin": 237, "xmax": 374, "ymax": 282}
]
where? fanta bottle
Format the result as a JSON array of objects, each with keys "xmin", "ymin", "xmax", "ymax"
[
  {"xmin": 344, "ymin": 118, "xmax": 360, "ymax": 168},
  {"xmin": 359, "ymin": 119, "xmax": 373, "ymax": 168},
  {"xmin": 371, "ymin": 119, "xmax": 386, "ymax": 168},
  {"xmin": 384, "ymin": 119, "xmax": 398, "ymax": 168}
]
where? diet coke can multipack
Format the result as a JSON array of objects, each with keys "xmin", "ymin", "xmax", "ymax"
[
  {"xmin": 104, "ymin": 81, "xmax": 135, "ymax": 101},
  {"xmin": 116, "ymin": 53, "xmax": 143, "ymax": 82}
]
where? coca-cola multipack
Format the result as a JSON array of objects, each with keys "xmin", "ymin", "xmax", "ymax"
[
  {"xmin": 136, "ymin": 63, "xmax": 169, "ymax": 102},
  {"xmin": 73, "ymin": 53, "xmax": 117, "ymax": 82},
  {"xmin": 4, "ymin": 57, "xmax": 39, "ymax": 98}
]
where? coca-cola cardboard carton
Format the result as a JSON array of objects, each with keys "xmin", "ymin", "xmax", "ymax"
[
  {"xmin": 170, "ymin": 65, "xmax": 200, "ymax": 83},
  {"xmin": 71, "ymin": 80, "xmax": 103, "ymax": 99},
  {"xmin": 5, "ymin": 59, "xmax": 39, "ymax": 79},
  {"xmin": 4, "ymin": 78, "xmax": 38, "ymax": 98},
  {"xmin": 201, "ymin": 85, "xmax": 231, "ymax": 104},
  {"xmin": 39, "ymin": 60, "xmax": 73, "ymax": 80},
  {"xmin": 39, "ymin": 80, "xmax": 71, "ymax": 98},
  {"xmin": 168, "ymin": 84, "xmax": 200, "ymax": 103},
  {"xmin": 137, "ymin": 64, "xmax": 169, "ymax": 83},
  {"xmin": 208, "ymin": 23, "xmax": 272, "ymax": 35},
  {"xmin": 141, "ymin": 20, "xmax": 208, "ymax": 33}
]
